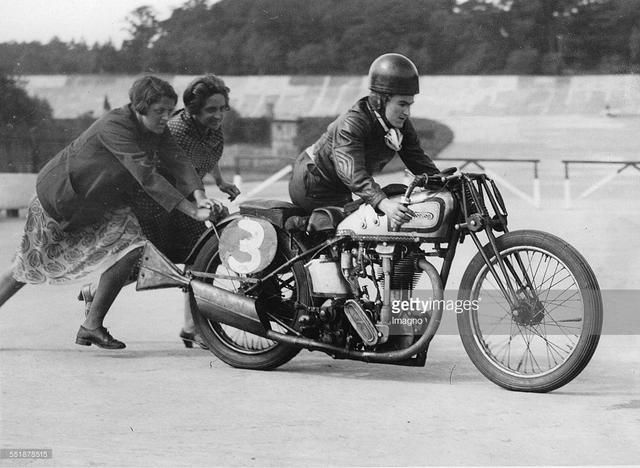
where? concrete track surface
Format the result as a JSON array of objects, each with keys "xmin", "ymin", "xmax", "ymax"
[{"xmin": 2, "ymin": 109, "xmax": 640, "ymax": 466}]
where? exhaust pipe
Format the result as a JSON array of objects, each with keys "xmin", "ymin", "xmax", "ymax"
[
  {"xmin": 136, "ymin": 242, "xmax": 268, "ymax": 337},
  {"xmin": 189, "ymin": 280, "xmax": 268, "ymax": 337},
  {"xmin": 137, "ymin": 242, "xmax": 445, "ymax": 363}
]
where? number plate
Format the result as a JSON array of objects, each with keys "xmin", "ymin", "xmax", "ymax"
[{"xmin": 219, "ymin": 217, "xmax": 278, "ymax": 275}]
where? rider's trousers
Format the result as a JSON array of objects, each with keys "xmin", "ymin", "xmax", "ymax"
[{"xmin": 288, "ymin": 151, "xmax": 352, "ymax": 213}]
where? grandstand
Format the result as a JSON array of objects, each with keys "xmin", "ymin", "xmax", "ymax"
[{"xmin": 21, "ymin": 74, "xmax": 640, "ymax": 120}]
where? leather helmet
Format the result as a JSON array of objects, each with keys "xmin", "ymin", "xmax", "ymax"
[{"xmin": 368, "ymin": 53, "xmax": 420, "ymax": 95}]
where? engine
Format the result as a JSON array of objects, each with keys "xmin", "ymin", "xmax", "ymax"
[{"xmin": 302, "ymin": 241, "xmax": 433, "ymax": 351}]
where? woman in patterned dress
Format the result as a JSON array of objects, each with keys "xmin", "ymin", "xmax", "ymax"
[
  {"xmin": 0, "ymin": 76, "xmax": 219, "ymax": 350},
  {"xmin": 126, "ymin": 74, "xmax": 240, "ymax": 348}
]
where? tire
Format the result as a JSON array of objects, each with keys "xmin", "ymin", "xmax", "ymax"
[
  {"xmin": 457, "ymin": 229, "xmax": 602, "ymax": 392},
  {"xmin": 190, "ymin": 227, "xmax": 309, "ymax": 370}
]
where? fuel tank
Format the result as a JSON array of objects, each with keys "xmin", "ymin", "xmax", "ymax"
[{"xmin": 335, "ymin": 188, "xmax": 456, "ymax": 242}]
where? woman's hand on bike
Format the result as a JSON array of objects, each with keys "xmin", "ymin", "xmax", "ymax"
[
  {"xmin": 196, "ymin": 198, "xmax": 228, "ymax": 221},
  {"xmin": 178, "ymin": 197, "xmax": 219, "ymax": 222},
  {"xmin": 193, "ymin": 190, "xmax": 216, "ymax": 208},
  {"xmin": 192, "ymin": 206, "xmax": 214, "ymax": 222},
  {"xmin": 218, "ymin": 180, "xmax": 241, "ymax": 201}
]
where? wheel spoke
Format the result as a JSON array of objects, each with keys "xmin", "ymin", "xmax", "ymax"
[
  {"xmin": 471, "ymin": 244, "xmax": 587, "ymax": 377},
  {"xmin": 199, "ymin": 249, "xmax": 300, "ymax": 355}
]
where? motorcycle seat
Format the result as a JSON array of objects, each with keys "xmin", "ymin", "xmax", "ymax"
[
  {"xmin": 307, "ymin": 206, "xmax": 346, "ymax": 233},
  {"xmin": 239, "ymin": 199, "xmax": 307, "ymax": 228}
]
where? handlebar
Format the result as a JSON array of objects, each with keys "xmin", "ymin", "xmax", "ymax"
[
  {"xmin": 402, "ymin": 167, "xmax": 497, "ymax": 200},
  {"xmin": 401, "ymin": 167, "xmax": 459, "ymax": 203}
]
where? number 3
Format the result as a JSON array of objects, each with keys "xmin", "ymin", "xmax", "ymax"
[{"xmin": 227, "ymin": 218, "xmax": 265, "ymax": 274}]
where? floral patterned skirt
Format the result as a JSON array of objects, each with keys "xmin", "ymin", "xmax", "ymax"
[{"xmin": 11, "ymin": 196, "xmax": 147, "ymax": 285}]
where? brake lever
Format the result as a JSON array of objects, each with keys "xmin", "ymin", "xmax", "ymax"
[{"xmin": 428, "ymin": 168, "xmax": 459, "ymax": 188}]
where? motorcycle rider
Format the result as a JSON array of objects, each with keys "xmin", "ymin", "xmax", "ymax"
[{"xmin": 288, "ymin": 53, "xmax": 440, "ymax": 228}]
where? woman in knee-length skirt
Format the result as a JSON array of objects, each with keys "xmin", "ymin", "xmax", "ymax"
[
  {"xmin": 12, "ymin": 197, "xmax": 144, "ymax": 286},
  {"xmin": 0, "ymin": 75, "xmax": 219, "ymax": 350}
]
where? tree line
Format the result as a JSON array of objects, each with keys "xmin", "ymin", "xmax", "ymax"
[{"xmin": 1, "ymin": 0, "xmax": 639, "ymax": 76}]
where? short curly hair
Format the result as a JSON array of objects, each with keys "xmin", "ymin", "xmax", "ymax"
[
  {"xmin": 183, "ymin": 74, "xmax": 230, "ymax": 115},
  {"xmin": 128, "ymin": 76, "xmax": 178, "ymax": 115}
]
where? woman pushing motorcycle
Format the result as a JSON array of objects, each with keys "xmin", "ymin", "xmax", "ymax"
[
  {"xmin": 0, "ymin": 76, "xmax": 217, "ymax": 349},
  {"xmin": 288, "ymin": 53, "xmax": 439, "ymax": 227},
  {"xmin": 78, "ymin": 74, "xmax": 237, "ymax": 349}
]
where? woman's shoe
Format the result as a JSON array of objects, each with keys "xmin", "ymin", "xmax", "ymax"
[
  {"xmin": 179, "ymin": 329, "xmax": 208, "ymax": 349},
  {"xmin": 76, "ymin": 325, "xmax": 126, "ymax": 349},
  {"xmin": 77, "ymin": 284, "xmax": 93, "ymax": 317}
]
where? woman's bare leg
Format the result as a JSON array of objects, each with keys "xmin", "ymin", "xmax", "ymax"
[
  {"xmin": 178, "ymin": 264, "xmax": 207, "ymax": 349},
  {"xmin": 83, "ymin": 248, "xmax": 142, "ymax": 330},
  {"xmin": 0, "ymin": 270, "xmax": 25, "ymax": 308}
]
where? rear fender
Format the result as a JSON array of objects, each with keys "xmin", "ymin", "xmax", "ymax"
[
  {"xmin": 185, "ymin": 212, "xmax": 308, "ymax": 266},
  {"xmin": 185, "ymin": 212, "xmax": 320, "ymax": 290},
  {"xmin": 184, "ymin": 213, "xmax": 243, "ymax": 265}
]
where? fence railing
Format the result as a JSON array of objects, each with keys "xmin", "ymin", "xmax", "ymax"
[
  {"xmin": 562, "ymin": 159, "xmax": 640, "ymax": 209},
  {"xmin": 232, "ymin": 156, "xmax": 544, "ymax": 207},
  {"xmin": 435, "ymin": 157, "xmax": 541, "ymax": 208},
  {"xmin": 4, "ymin": 157, "xmax": 637, "ymax": 218}
]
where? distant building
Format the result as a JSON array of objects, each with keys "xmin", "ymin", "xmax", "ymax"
[{"xmin": 271, "ymin": 119, "xmax": 300, "ymax": 158}]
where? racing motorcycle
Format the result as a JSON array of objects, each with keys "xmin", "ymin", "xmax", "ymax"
[{"xmin": 137, "ymin": 168, "xmax": 602, "ymax": 393}]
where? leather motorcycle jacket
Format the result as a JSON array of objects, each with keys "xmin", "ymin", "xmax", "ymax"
[{"xmin": 307, "ymin": 97, "xmax": 439, "ymax": 208}]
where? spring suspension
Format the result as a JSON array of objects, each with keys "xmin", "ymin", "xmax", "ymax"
[{"xmin": 463, "ymin": 180, "xmax": 487, "ymax": 216}]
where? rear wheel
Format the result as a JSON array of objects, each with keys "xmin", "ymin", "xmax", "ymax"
[
  {"xmin": 190, "ymin": 228, "xmax": 309, "ymax": 370},
  {"xmin": 457, "ymin": 230, "xmax": 602, "ymax": 392}
]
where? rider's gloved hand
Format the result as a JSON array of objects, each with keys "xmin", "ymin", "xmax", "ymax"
[{"xmin": 378, "ymin": 198, "xmax": 415, "ymax": 228}]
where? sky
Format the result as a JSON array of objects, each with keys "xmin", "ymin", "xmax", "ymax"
[{"xmin": 0, "ymin": 0, "xmax": 189, "ymax": 47}]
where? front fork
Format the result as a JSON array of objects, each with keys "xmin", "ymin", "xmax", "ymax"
[{"xmin": 457, "ymin": 175, "xmax": 538, "ymax": 310}]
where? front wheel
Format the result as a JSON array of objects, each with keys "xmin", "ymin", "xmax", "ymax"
[
  {"xmin": 190, "ymin": 228, "xmax": 309, "ymax": 370},
  {"xmin": 457, "ymin": 230, "xmax": 602, "ymax": 392}
]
